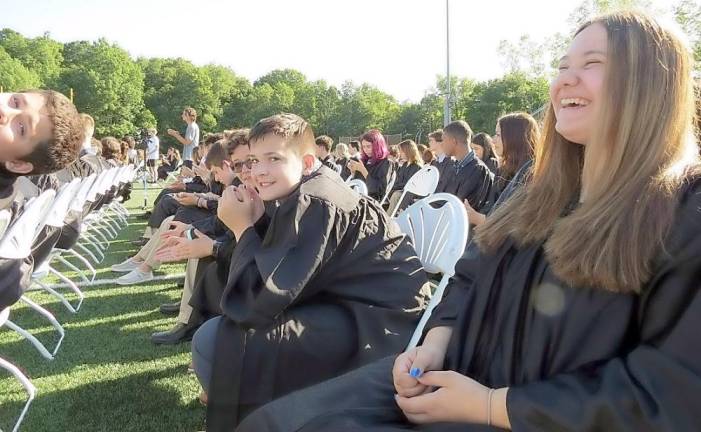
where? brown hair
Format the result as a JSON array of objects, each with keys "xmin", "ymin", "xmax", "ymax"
[
  {"xmin": 248, "ymin": 113, "xmax": 316, "ymax": 155},
  {"xmin": 20, "ymin": 90, "xmax": 85, "ymax": 175},
  {"xmin": 443, "ymin": 121, "xmax": 472, "ymax": 144},
  {"xmin": 203, "ymin": 132, "xmax": 224, "ymax": 146},
  {"xmin": 476, "ymin": 11, "xmax": 700, "ymax": 293},
  {"xmin": 183, "ymin": 106, "xmax": 197, "ymax": 121},
  {"xmin": 422, "ymin": 148, "xmax": 435, "ymax": 164},
  {"xmin": 207, "ymin": 128, "xmax": 250, "ymax": 168},
  {"xmin": 101, "ymin": 137, "xmax": 122, "ymax": 161},
  {"xmin": 497, "ymin": 113, "xmax": 538, "ymax": 183},
  {"xmin": 398, "ymin": 139, "xmax": 423, "ymax": 165},
  {"xmin": 472, "ymin": 133, "xmax": 497, "ymax": 161},
  {"xmin": 124, "ymin": 135, "xmax": 136, "ymax": 149},
  {"xmin": 428, "ymin": 129, "xmax": 443, "ymax": 142},
  {"xmin": 315, "ymin": 135, "xmax": 334, "ymax": 152}
]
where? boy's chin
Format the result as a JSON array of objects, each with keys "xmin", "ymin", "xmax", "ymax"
[{"xmin": 257, "ymin": 186, "xmax": 293, "ymax": 201}]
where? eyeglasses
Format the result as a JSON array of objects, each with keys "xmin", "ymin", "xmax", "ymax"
[{"xmin": 231, "ymin": 158, "xmax": 256, "ymax": 173}]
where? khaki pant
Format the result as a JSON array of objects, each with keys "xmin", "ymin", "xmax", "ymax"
[
  {"xmin": 134, "ymin": 216, "xmax": 175, "ymax": 270},
  {"xmin": 177, "ymin": 257, "xmax": 198, "ymax": 324}
]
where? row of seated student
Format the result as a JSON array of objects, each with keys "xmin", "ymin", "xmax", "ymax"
[{"xmin": 108, "ymin": 10, "xmax": 701, "ymax": 432}]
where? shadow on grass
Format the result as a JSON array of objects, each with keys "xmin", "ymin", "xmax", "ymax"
[{"xmin": 0, "ymin": 365, "xmax": 205, "ymax": 432}]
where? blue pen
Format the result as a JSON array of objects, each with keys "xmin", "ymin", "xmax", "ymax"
[{"xmin": 409, "ymin": 367, "xmax": 422, "ymax": 378}]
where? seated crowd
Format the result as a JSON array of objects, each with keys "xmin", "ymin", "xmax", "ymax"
[{"xmin": 1, "ymin": 10, "xmax": 701, "ymax": 432}]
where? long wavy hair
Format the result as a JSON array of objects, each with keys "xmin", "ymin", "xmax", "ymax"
[{"xmin": 475, "ymin": 11, "xmax": 700, "ymax": 293}]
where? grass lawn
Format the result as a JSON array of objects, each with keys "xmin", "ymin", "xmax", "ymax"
[{"xmin": 0, "ymin": 184, "xmax": 207, "ymax": 432}]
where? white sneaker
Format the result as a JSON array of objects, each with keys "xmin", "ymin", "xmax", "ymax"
[
  {"xmin": 116, "ymin": 269, "xmax": 154, "ymax": 285},
  {"xmin": 111, "ymin": 258, "xmax": 140, "ymax": 272}
]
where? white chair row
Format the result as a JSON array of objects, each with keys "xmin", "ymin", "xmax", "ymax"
[{"xmin": 0, "ymin": 164, "xmax": 137, "ymax": 432}]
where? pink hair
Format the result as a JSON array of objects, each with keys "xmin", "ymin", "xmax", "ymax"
[{"xmin": 360, "ymin": 129, "xmax": 389, "ymax": 163}]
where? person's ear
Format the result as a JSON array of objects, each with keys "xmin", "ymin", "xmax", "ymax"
[
  {"xmin": 302, "ymin": 153, "xmax": 316, "ymax": 174},
  {"xmin": 4, "ymin": 160, "xmax": 34, "ymax": 175}
]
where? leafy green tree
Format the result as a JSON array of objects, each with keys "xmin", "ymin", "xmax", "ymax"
[
  {"xmin": 58, "ymin": 39, "xmax": 145, "ymax": 137},
  {"xmin": 139, "ymin": 57, "xmax": 219, "ymax": 142},
  {"xmin": 464, "ymin": 72, "xmax": 550, "ymax": 134},
  {"xmin": 0, "ymin": 46, "xmax": 41, "ymax": 90},
  {"xmin": 0, "ymin": 29, "xmax": 63, "ymax": 86}
]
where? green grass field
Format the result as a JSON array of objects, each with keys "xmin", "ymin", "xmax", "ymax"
[{"xmin": 0, "ymin": 184, "xmax": 207, "ymax": 432}]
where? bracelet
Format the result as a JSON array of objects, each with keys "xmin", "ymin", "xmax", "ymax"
[{"xmin": 487, "ymin": 388, "xmax": 495, "ymax": 426}]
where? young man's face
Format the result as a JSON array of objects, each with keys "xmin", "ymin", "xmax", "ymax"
[
  {"xmin": 211, "ymin": 163, "xmax": 234, "ymax": 185},
  {"xmin": 249, "ymin": 134, "xmax": 308, "ymax": 201},
  {"xmin": 315, "ymin": 144, "xmax": 328, "ymax": 158},
  {"xmin": 230, "ymin": 144, "xmax": 250, "ymax": 185},
  {"xmin": 0, "ymin": 92, "xmax": 52, "ymax": 173},
  {"xmin": 428, "ymin": 137, "xmax": 442, "ymax": 153}
]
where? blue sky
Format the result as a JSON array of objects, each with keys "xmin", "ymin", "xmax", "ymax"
[{"xmin": 1, "ymin": 0, "xmax": 681, "ymax": 101}]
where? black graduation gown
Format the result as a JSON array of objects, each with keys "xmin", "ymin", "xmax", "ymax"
[
  {"xmin": 356, "ymin": 158, "xmax": 393, "ymax": 201},
  {"xmin": 0, "ymin": 174, "xmax": 33, "ymax": 310},
  {"xmin": 483, "ymin": 157, "xmax": 499, "ymax": 176},
  {"xmin": 337, "ymin": 157, "xmax": 351, "ymax": 180},
  {"xmin": 206, "ymin": 166, "xmax": 429, "ymax": 430},
  {"xmin": 431, "ymin": 156, "xmax": 454, "ymax": 192},
  {"xmin": 393, "ymin": 162, "xmax": 421, "ymax": 191},
  {"xmin": 437, "ymin": 156, "xmax": 493, "ymax": 212},
  {"xmin": 237, "ymin": 174, "xmax": 701, "ymax": 432}
]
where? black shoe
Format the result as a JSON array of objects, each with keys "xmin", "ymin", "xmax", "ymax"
[
  {"xmin": 159, "ymin": 301, "xmax": 180, "ymax": 315},
  {"xmin": 151, "ymin": 323, "xmax": 199, "ymax": 345},
  {"xmin": 131, "ymin": 238, "xmax": 148, "ymax": 246},
  {"xmin": 177, "ymin": 280, "xmax": 185, "ymax": 289}
]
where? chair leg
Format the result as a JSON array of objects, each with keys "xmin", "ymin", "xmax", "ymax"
[
  {"xmin": 74, "ymin": 241, "xmax": 101, "ymax": 264},
  {"xmin": 8, "ymin": 296, "xmax": 65, "ymax": 359},
  {"xmin": 0, "ymin": 356, "xmax": 36, "ymax": 432},
  {"xmin": 62, "ymin": 249, "xmax": 97, "ymax": 282},
  {"xmin": 52, "ymin": 255, "xmax": 90, "ymax": 284}
]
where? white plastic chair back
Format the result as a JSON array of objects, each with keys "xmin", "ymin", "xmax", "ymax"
[
  {"xmin": 71, "ymin": 173, "xmax": 98, "ymax": 212},
  {"xmin": 0, "ymin": 189, "xmax": 56, "ymax": 260},
  {"xmin": 388, "ymin": 165, "xmax": 441, "ymax": 217},
  {"xmin": 86, "ymin": 170, "xmax": 110, "ymax": 202},
  {"xmin": 394, "ymin": 193, "xmax": 468, "ymax": 349},
  {"xmin": 45, "ymin": 178, "xmax": 82, "ymax": 228},
  {"xmin": 379, "ymin": 169, "xmax": 397, "ymax": 206},
  {"xmin": 0, "ymin": 209, "xmax": 12, "ymax": 238},
  {"xmin": 347, "ymin": 179, "xmax": 369, "ymax": 196}
]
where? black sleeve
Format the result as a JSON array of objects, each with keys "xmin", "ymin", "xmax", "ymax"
[
  {"xmin": 220, "ymin": 198, "xmax": 335, "ymax": 328},
  {"xmin": 458, "ymin": 165, "xmax": 493, "ymax": 212},
  {"xmin": 507, "ymin": 183, "xmax": 701, "ymax": 431},
  {"xmin": 366, "ymin": 160, "xmax": 392, "ymax": 200},
  {"xmin": 0, "ymin": 257, "xmax": 33, "ymax": 310}
]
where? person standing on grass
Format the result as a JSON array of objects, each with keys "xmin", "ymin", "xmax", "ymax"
[{"xmin": 168, "ymin": 107, "xmax": 200, "ymax": 170}]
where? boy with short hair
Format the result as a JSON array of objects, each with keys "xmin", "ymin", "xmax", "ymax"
[
  {"xmin": 437, "ymin": 120, "xmax": 493, "ymax": 211},
  {"xmin": 428, "ymin": 129, "xmax": 454, "ymax": 191},
  {"xmin": 0, "ymin": 90, "xmax": 84, "ymax": 309},
  {"xmin": 314, "ymin": 135, "xmax": 338, "ymax": 172},
  {"xmin": 191, "ymin": 113, "xmax": 429, "ymax": 430},
  {"xmin": 167, "ymin": 106, "xmax": 199, "ymax": 169}
]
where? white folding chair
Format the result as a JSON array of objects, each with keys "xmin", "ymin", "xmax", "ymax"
[
  {"xmin": 379, "ymin": 169, "xmax": 397, "ymax": 207},
  {"xmin": 0, "ymin": 190, "xmax": 66, "ymax": 360},
  {"xmin": 0, "ymin": 307, "xmax": 37, "ymax": 432},
  {"xmin": 388, "ymin": 165, "xmax": 440, "ymax": 218},
  {"xmin": 394, "ymin": 193, "xmax": 468, "ymax": 350},
  {"xmin": 31, "ymin": 179, "xmax": 86, "ymax": 313},
  {"xmin": 347, "ymin": 179, "xmax": 369, "ymax": 196}
]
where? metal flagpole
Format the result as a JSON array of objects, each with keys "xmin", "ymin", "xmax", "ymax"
[{"xmin": 443, "ymin": 0, "xmax": 452, "ymax": 126}]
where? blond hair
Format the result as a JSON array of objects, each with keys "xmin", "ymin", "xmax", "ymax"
[{"xmin": 476, "ymin": 11, "xmax": 700, "ymax": 293}]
